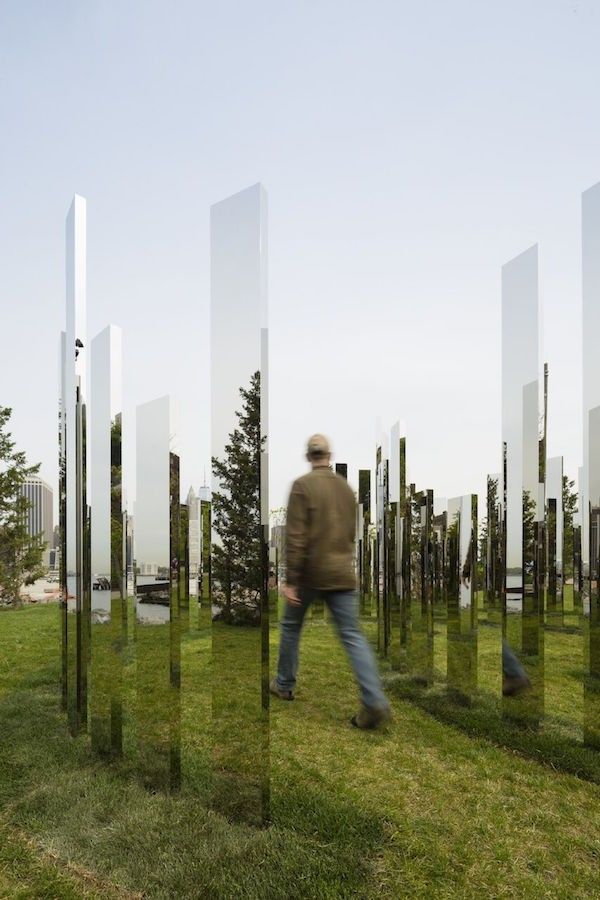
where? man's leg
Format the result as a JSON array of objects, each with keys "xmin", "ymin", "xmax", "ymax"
[
  {"xmin": 326, "ymin": 590, "xmax": 389, "ymax": 713},
  {"xmin": 274, "ymin": 588, "xmax": 313, "ymax": 696},
  {"xmin": 502, "ymin": 640, "xmax": 531, "ymax": 696}
]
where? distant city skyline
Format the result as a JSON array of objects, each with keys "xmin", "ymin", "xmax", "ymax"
[{"xmin": 2, "ymin": 2, "xmax": 600, "ymax": 515}]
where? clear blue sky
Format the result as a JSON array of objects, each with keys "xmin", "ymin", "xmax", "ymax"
[{"xmin": 1, "ymin": 0, "xmax": 599, "ymax": 517}]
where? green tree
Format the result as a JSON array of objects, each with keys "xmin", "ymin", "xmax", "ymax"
[
  {"xmin": 211, "ymin": 372, "xmax": 264, "ymax": 624},
  {"xmin": 0, "ymin": 407, "xmax": 46, "ymax": 606},
  {"xmin": 480, "ymin": 476, "xmax": 500, "ymax": 594}
]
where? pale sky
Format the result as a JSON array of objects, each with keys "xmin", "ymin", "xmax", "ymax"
[{"xmin": 2, "ymin": 0, "xmax": 600, "ymax": 520}]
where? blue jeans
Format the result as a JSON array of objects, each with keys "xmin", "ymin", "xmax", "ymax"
[
  {"xmin": 502, "ymin": 640, "xmax": 527, "ymax": 679},
  {"xmin": 276, "ymin": 588, "xmax": 389, "ymax": 710}
]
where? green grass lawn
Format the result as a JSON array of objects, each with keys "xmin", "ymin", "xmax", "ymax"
[{"xmin": 1, "ymin": 604, "xmax": 600, "ymax": 898}]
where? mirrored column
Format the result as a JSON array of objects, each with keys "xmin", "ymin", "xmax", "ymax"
[
  {"xmin": 585, "ymin": 406, "xmax": 600, "ymax": 746},
  {"xmin": 574, "ymin": 468, "xmax": 584, "ymax": 614},
  {"xmin": 582, "ymin": 184, "xmax": 600, "ymax": 746},
  {"xmin": 59, "ymin": 332, "xmax": 67, "ymax": 710},
  {"xmin": 501, "ymin": 245, "xmax": 544, "ymax": 724},
  {"xmin": 64, "ymin": 195, "xmax": 89, "ymax": 735},
  {"xmin": 199, "ymin": 497, "xmax": 211, "ymax": 630},
  {"xmin": 335, "ymin": 462, "xmax": 348, "ymax": 479},
  {"xmin": 358, "ymin": 470, "xmax": 371, "ymax": 617},
  {"xmin": 447, "ymin": 495, "xmax": 478, "ymax": 700},
  {"xmin": 407, "ymin": 488, "xmax": 434, "ymax": 684},
  {"xmin": 135, "ymin": 396, "xmax": 181, "ymax": 789},
  {"xmin": 179, "ymin": 504, "xmax": 190, "ymax": 634},
  {"xmin": 90, "ymin": 325, "xmax": 124, "ymax": 755},
  {"xmin": 187, "ymin": 486, "xmax": 201, "ymax": 631},
  {"xmin": 388, "ymin": 423, "xmax": 402, "ymax": 669},
  {"xmin": 398, "ymin": 437, "xmax": 411, "ymax": 671},
  {"xmin": 374, "ymin": 440, "xmax": 389, "ymax": 654},
  {"xmin": 210, "ymin": 184, "xmax": 269, "ymax": 825},
  {"xmin": 484, "ymin": 474, "xmax": 502, "ymax": 625},
  {"xmin": 546, "ymin": 456, "xmax": 564, "ymax": 627}
]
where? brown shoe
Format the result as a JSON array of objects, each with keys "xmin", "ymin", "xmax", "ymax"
[
  {"xmin": 351, "ymin": 704, "xmax": 391, "ymax": 729},
  {"xmin": 270, "ymin": 677, "xmax": 294, "ymax": 701},
  {"xmin": 502, "ymin": 673, "xmax": 532, "ymax": 697}
]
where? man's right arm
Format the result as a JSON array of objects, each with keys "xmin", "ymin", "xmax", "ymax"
[{"xmin": 285, "ymin": 479, "xmax": 308, "ymax": 587}]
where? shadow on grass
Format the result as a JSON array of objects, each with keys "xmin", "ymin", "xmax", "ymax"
[{"xmin": 384, "ymin": 672, "xmax": 600, "ymax": 785}]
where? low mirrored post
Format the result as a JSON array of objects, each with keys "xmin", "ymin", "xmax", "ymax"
[
  {"xmin": 135, "ymin": 396, "xmax": 181, "ymax": 790},
  {"xmin": 447, "ymin": 495, "xmax": 478, "ymax": 701},
  {"xmin": 187, "ymin": 488, "xmax": 201, "ymax": 631},
  {"xmin": 584, "ymin": 406, "xmax": 600, "ymax": 746},
  {"xmin": 407, "ymin": 488, "xmax": 433, "ymax": 684},
  {"xmin": 398, "ymin": 438, "xmax": 410, "ymax": 671},
  {"xmin": 573, "ymin": 524, "xmax": 583, "ymax": 613},
  {"xmin": 546, "ymin": 456, "xmax": 564, "ymax": 627},
  {"xmin": 179, "ymin": 504, "xmax": 190, "ymax": 635},
  {"xmin": 358, "ymin": 470, "xmax": 371, "ymax": 617},
  {"xmin": 90, "ymin": 326, "xmax": 123, "ymax": 755},
  {"xmin": 199, "ymin": 498, "xmax": 211, "ymax": 630}
]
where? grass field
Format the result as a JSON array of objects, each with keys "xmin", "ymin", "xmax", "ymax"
[{"xmin": 1, "ymin": 603, "xmax": 600, "ymax": 898}]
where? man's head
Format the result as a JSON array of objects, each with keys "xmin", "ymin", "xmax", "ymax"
[{"xmin": 306, "ymin": 433, "xmax": 331, "ymax": 468}]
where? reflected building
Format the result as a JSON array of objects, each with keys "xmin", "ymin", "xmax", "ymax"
[{"xmin": 20, "ymin": 477, "xmax": 54, "ymax": 567}]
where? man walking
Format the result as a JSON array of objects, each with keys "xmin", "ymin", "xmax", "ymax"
[{"xmin": 270, "ymin": 434, "xmax": 391, "ymax": 729}]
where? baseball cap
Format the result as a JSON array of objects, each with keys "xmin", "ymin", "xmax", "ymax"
[{"xmin": 306, "ymin": 434, "xmax": 331, "ymax": 457}]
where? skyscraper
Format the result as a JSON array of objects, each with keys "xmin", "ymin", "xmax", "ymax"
[{"xmin": 20, "ymin": 476, "xmax": 54, "ymax": 567}]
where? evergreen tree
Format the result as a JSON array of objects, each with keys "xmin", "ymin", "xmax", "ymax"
[
  {"xmin": 0, "ymin": 407, "xmax": 46, "ymax": 605},
  {"xmin": 211, "ymin": 372, "xmax": 264, "ymax": 624}
]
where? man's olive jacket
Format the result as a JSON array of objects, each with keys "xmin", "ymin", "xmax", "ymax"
[{"xmin": 285, "ymin": 466, "xmax": 357, "ymax": 591}]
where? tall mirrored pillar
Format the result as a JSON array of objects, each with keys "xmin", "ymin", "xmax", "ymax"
[
  {"xmin": 59, "ymin": 332, "xmax": 67, "ymax": 710},
  {"xmin": 210, "ymin": 184, "xmax": 269, "ymax": 825},
  {"xmin": 501, "ymin": 246, "xmax": 544, "ymax": 724},
  {"xmin": 135, "ymin": 396, "xmax": 181, "ymax": 789},
  {"xmin": 90, "ymin": 325, "xmax": 124, "ymax": 755},
  {"xmin": 582, "ymin": 183, "xmax": 600, "ymax": 746},
  {"xmin": 64, "ymin": 195, "xmax": 88, "ymax": 734}
]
